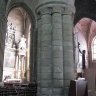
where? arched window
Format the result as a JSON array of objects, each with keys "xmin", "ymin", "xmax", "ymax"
[
  {"xmin": 92, "ymin": 36, "xmax": 96, "ymax": 60},
  {"xmin": 3, "ymin": 7, "xmax": 32, "ymax": 82}
]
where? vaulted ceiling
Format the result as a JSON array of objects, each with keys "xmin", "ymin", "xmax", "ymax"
[{"xmin": 75, "ymin": 18, "xmax": 96, "ymax": 44}]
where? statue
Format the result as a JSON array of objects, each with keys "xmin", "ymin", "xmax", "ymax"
[
  {"xmin": 76, "ymin": 42, "xmax": 86, "ymax": 79},
  {"xmin": 18, "ymin": 35, "xmax": 27, "ymax": 79},
  {"xmin": 18, "ymin": 35, "xmax": 27, "ymax": 56},
  {"xmin": 77, "ymin": 42, "xmax": 83, "ymax": 78},
  {"xmin": 82, "ymin": 50, "xmax": 86, "ymax": 70}
]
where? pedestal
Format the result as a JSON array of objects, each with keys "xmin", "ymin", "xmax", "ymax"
[{"xmin": 68, "ymin": 79, "xmax": 88, "ymax": 96}]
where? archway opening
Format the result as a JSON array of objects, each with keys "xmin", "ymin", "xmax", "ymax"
[
  {"xmin": 74, "ymin": 17, "xmax": 96, "ymax": 89},
  {"xmin": 74, "ymin": 17, "xmax": 92, "ymax": 78},
  {"xmin": 3, "ymin": 7, "xmax": 32, "ymax": 83}
]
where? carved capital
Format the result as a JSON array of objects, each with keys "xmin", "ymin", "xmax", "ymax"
[
  {"xmin": 62, "ymin": 6, "xmax": 75, "ymax": 15},
  {"xmin": 52, "ymin": 6, "xmax": 65, "ymax": 14},
  {"xmin": 37, "ymin": 7, "xmax": 52, "ymax": 18}
]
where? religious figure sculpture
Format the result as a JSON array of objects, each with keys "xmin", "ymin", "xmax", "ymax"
[
  {"xmin": 17, "ymin": 35, "xmax": 27, "ymax": 79},
  {"xmin": 76, "ymin": 42, "xmax": 86, "ymax": 79},
  {"xmin": 76, "ymin": 42, "xmax": 83, "ymax": 78},
  {"xmin": 18, "ymin": 35, "xmax": 27, "ymax": 56}
]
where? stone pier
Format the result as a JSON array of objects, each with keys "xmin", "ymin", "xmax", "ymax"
[{"xmin": 36, "ymin": 0, "xmax": 75, "ymax": 96}]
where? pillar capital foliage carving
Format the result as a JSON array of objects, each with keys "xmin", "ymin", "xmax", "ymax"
[
  {"xmin": 36, "ymin": 6, "xmax": 75, "ymax": 19},
  {"xmin": 36, "ymin": 7, "xmax": 52, "ymax": 18},
  {"xmin": 63, "ymin": 6, "xmax": 75, "ymax": 15},
  {"xmin": 36, "ymin": 6, "xmax": 65, "ymax": 19},
  {"xmin": 52, "ymin": 6, "xmax": 65, "ymax": 14},
  {"xmin": 36, "ymin": 0, "xmax": 75, "ymax": 18}
]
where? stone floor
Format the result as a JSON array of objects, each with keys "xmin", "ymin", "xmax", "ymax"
[{"xmin": 88, "ymin": 90, "xmax": 96, "ymax": 96}]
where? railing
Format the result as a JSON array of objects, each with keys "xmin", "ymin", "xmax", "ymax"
[{"xmin": 0, "ymin": 83, "xmax": 37, "ymax": 96}]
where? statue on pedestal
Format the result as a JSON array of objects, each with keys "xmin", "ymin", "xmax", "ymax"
[
  {"xmin": 77, "ymin": 42, "xmax": 86, "ymax": 79},
  {"xmin": 77, "ymin": 42, "xmax": 83, "ymax": 78},
  {"xmin": 18, "ymin": 35, "xmax": 27, "ymax": 56},
  {"xmin": 17, "ymin": 35, "xmax": 27, "ymax": 79}
]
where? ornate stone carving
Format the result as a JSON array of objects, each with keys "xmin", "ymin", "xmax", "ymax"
[
  {"xmin": 37, "ymin": 7, "xmax": 52, "ymax": 19},
  {"xmin": 52, "ymin": 6, "xmax": 65, "ymax": 14}
]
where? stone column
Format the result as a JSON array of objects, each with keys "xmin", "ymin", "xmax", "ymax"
[
  {"xmin": 0, "ymin": 0, "xmax": 7, "ymax": 81},
  {"xmin": 52, "ymin": 7, "xmax": 64, "ymax": 95},
  {"xmin": 37, "ymin": 7, "xmax": 53, "ymax": 96},
  {"xmin": 74, "ymin": 31, "xmax": 79, "ymax": 71},
  {"xmin": 36, "ymin": 1, "xmax": 75, "ymax": 96},
  {"xmin": 62, "ymin": 8, "xmax": 75, "ymax": 95}
]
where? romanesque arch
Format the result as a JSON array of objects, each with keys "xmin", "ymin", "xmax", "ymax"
[{"xmin": 3, "ymin": 2, "xmax": 37, "ymax": 83}]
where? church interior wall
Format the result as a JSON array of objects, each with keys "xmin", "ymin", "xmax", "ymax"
[{"xmin": 1, "ymin": 0, "xmax": 96, "ymax": 96}]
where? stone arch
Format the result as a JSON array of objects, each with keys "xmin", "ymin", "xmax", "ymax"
[
  {"xmin": 74, "ymin": 0, "xmax": 96, "ymax": 68},
  {"xmin": 72, "ymin": 1, "xmax": 96, "ymax": 94},
  {"xmin": 74, "ymin": 18, "xmax": 89, "ymax": 75},
  {"xmin": 4, "ymin": 2, "xmax": 37, "ymax": 82},
  {"xmin": 74, "ymin": 13, "xmax": 96, "ymax": 26},
  {"xmin": 6, "ymin": 2, "xmax": 36, "ymax": 29}
]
